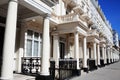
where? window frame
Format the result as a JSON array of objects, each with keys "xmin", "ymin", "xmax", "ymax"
[{"xmin": 24, "ymin": 30, "xmax": 42, "ymax": 57}]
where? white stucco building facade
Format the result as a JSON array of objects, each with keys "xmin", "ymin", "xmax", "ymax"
[
  {"xmin": 113, "ymin": 30, "xmax": 119, "ymax": 47},
  {"xmin": 0, "ymin": 0, "xmax": 119, "ymax": 80}
]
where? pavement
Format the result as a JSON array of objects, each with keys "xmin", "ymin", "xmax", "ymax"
[
  {"xmin": 13, "ymin": 74, "xmax": 35, "ymax": 80},
  {"xmin": 70, "ymin": 61, "xmax": 120, "ymax": 80}
]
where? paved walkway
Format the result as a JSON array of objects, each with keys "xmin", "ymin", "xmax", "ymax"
[
  {"xmin": 71, "ymin": 61, "xmax": 120, "ymax": 80},
  {"xmin": 13, "ymin": 74, "xmax": 35, "ymax": 80}
]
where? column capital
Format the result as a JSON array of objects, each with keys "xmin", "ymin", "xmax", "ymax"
[
  {"xmin": 83, "ymin": 36, "xmax": 87, "ymax": 38},
  {"xmin": 93, "ymin": 41, "xmax": 96, "ymax": 43},
  {"xmin": 52, "ymin": 33, "xmax": 59, "ymax": 36},
  {"xmin": 97, "ymin": 43, "xmax": 100, "ymax": 46},
  {"xmin": 42, "ymin": 13, "xmax": 51, "ymax": 19},
  {"xmin": 101, "ymin": 44, "xmax": 106, "ymax": 47},
  {"xmin": 74, "ymin": 26, "xmax": 81, "ymax": 33},
  {"xmin": 74, "ymin": 31, "xmax": 79, "ymax": 35},
  {"xmin": 97, "ymin": 43, "xmax": 100, "ymax": 45}
]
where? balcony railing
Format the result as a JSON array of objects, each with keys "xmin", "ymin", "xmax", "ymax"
[
  {"xmin": 60, "ymin": 13, "xmax": 87, "ymax": 26},
  {"xmin": 100, "ymin": 38, "xmax": 106, "ymax": 43},
  {"xmin": 87, "ymin": 17, "xmax": 95, "ymax": 25},
  {"xmin": 73, "ymin": 5, "xmax": 87, "ymax": 15},
  {"xmin": 51, "ymin": 12, "xmax": 59, "ymax": 22},
  {"xmin": 59, "ymin": 13, "xmax": 80, "ymax": 23},
  {"xmin": 88, "ymin": 30, "xmax": 99, "ymax": 37},
  {"xmin": 81, "ymin": 12, "xmax": 92, "ymax": 21}
]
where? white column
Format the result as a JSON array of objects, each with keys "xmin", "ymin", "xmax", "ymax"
[
  {"xmin": 17, "ymin": 25, "xmax": 25, "ymax": 73},
  {"xmin": 53, "ymin": 34, "xmax": 60, "ymax": 68},
  {"xmin": 102, "ymin": 46, "xmax": 105, "ymax": 64},
  {"xmin": 108, "ymin": 48, "xmax": 111, "ymax": 63},
  {"xmin": 97, "ymin": 44, "xmax": 100, "ymax": 65},
  {"xmin": 87, "ymin": 48, "xmax": 89, "ymax": 59},
  {"xmin": 40, "ymin": 16, "xmax": 50, "ymax": 75},
  {"xmin": 83, "ymin": 37, "xmax": 87, "ymax": 68},
  {"xmin": 115, "ymin": 53, "xmax": 116, "ymax": 61},
  {"xmin": 114, "ymin": 53, "xmax": 116, "ymax": 62},
  {"xmin": 113, "ymin": 52, "xmax": 115, "ymax": 62},
  {"xmin": 110, "ymin": 48, "xmax": 112, "ymax": 62},
  {"xmin": 93, "ymin": 42, "xmax": 97, "ymax": 65},
  {"xmin": 110, "ymin": 47, "xmax": 113, "ymax": 62},
  {"xmin": 74, "ymin": 32, "xmax": 80, "ymax": 69},
  {"xmin": 111, "ymin": 49, "xmax": 113, "ymax": 62},
  {"xmin": 1, "ymin": 0, "xmax": 18, "ymax": 79},
  {"xmin": 104, "ymin": 47, "xmax": 107, "ymax": 64}
]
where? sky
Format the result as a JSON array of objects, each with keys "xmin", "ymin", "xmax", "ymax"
[{"xmin": 98, "ymin": 0, "xmax": 120, "ymax": 39}]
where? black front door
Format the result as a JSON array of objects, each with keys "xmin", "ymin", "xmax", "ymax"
[
  {"xmin": 0, "ymin": 27, "xmax": 5, "ymax": 76},
  {"xmin": 60, "ymin": 42, "xmax": 65, "ymax": 59}
]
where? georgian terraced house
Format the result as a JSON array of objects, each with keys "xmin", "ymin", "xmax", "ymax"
[{"xmin": 0, "ymin": 0, "xmax": 119, "ymax": 80}]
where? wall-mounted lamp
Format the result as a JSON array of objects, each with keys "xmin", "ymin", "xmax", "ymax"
[{"xmin": 53, "ymin": 27, "xmax": 57, "ymax": 31}]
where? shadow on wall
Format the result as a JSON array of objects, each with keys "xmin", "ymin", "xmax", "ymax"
[{"xmin": 0, "ymin": 27, "xmax": 5, "ymax": 76}]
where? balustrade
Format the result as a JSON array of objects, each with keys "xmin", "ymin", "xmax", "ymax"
[
  {"xmin": 21, "ymin": 57, "xmax": 41, "ymax": 74},
  {"xmin": 88, "ymin": 30, "xmax": 99, "ymax": 37}
]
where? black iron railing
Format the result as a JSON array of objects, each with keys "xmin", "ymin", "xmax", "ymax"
[
  {"xmin": 107, "ymin": 58, "xmax": 109, "ymax": 64},
  {"xmin": 21, "ymin": 57, "xmax": 79, "ymax": 79},
  {"xmin": 59, "ymin": 59, "xmax": 77, "ymax": 80},
  {"xmin": 21, "ymin": 57, "xmax": 41, "ymax": 74},
  {"xmin": 49, "ymin": 60, "xmax": 55, "ymax": 79},
  {"xmin": 79, "ymin": 58, "xmax": 83, "ymax": 68},
  {"xmin": 88, "ymin": 59, "xmax": 97, "ymax": 70},
  {"xmin": 100, "ymin": 59, "xmax": 105, "ymax": 66}
]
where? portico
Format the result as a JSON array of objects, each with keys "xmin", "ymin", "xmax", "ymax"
[
  {"xmin": 52, "ymin": 21, "xmax": 88, "ymax": 76},
  {"xmin": 87, "ymin": 28, "xmax": 100, "ymax": 70},
  {"xmin": 0, "ymin": 0, "xmax": 52, "ymax": 79}
]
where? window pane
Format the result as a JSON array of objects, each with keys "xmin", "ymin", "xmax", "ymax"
[
  {"xmin": 34, "ymin": 32, "xmax": 39, "ymax": 39},
  {"xmin": 26, "ymin": 40, "xmax": 32, "ymax": 56},
  {"xmin": 27, "ymin": 30, "xmax": 33, "ymax": 39},
  {"xmin": 33, "ymin": 41, "xmax": 38, "ymax": 56}
]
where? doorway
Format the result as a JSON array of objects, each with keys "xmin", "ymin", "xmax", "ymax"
[
  {"xmin": 60, "ymin": 42, "xmax": 65, "ymax": 59},
  {"xmin": 0, "ymin": 26, "xmax": 5, "ymax": 76}
]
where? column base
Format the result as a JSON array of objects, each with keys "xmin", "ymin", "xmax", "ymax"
[
  {"xmin": 95, "ymin": 66, "xmax": 98, "ymax": 69},
  {"xmin": 98, "ymin": 65, "xmax": 101, "ymax": 67},
  {"xmin": 35, "ymin": 75, "xmax": 53, "ymax": 80}
]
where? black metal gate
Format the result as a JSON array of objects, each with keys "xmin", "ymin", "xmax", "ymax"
[
  {"xmin": 59, "ymin": 59, "xmax": 77, "ymax": 80},
  {"xmin": 21, "ymin": 57, "xmax": 41, "ymax": 75}
]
